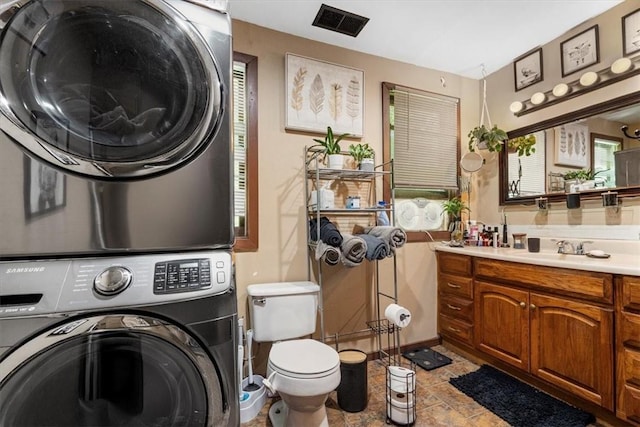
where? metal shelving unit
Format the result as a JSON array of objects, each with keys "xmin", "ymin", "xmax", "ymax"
[{"xmin": 304, "ymin": 146, "xmax": 401, "ymax": 363}]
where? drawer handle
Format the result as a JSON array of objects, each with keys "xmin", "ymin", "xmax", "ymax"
[
  {"xmin": 446, "ymin": 304, "xmax": 462, "ymax": 311},
  {"xmin": 447, "ymin": 283, "xmax": 461, "ymax": 289},
  {"xmin": 448, "ymin": 327, "xmax": 461, "ymax": 332}
]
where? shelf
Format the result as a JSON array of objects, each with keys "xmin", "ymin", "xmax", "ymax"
[
  {"xmin": 308, "ymin": 207, "xmax": 387, "ymax": 214},
  {"xmin": 306, "ymin": 168, "xmax": 391, "ymax": 181},
  {"xmin": 367, "ymin": 318, "xmax": 397, "ymax": 334}
]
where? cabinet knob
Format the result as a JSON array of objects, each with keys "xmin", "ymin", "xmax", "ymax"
[
  {"xmin": 530, "ymin": 304, "xmax": 537, "ymax": 310},
  {"xmin": 520, "ymin": 302, "xmax": 526, "ymax": 308}
]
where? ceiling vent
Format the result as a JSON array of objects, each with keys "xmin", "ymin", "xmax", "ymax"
[{"xmin": 312, "ymin": 4, "xmax": 369, "ymax": 38}]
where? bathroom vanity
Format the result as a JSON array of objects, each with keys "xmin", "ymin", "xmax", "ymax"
[{"xmin": 436, "ymin": 244, "xmax": 640, "ymax": 424}]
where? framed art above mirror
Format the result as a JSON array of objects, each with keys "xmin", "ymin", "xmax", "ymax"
[{"xmin": 500, "ymin": 90, "xmax": 640, "ymax": 205}]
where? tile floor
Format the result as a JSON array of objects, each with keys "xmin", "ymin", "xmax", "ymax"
[{"xmin": 240, "ymin": 345, "xmax": 607, "ymax": 427}]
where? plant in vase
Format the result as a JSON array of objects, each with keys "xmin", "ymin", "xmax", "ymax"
[
  {"xmin": 563, "ymin": 168, "xmax": 608, "ymax": 191},
  {"xmin": 441, "ymin": 197, "xmax": 470, "ymax": 244},
  {"xmin": 507, "ymin": 134, "xmax": 537, "ymax": 156},
  {"xmin": 313, "ymin": 126, "xmax": 350, "ymax": 169},
  {"xmin": 348, "ymin": 143, "xmax": 375, "ymax": 171},
  {"xmin": 468, "ymin": 124, "xmax": 508, "ymax": 153}
]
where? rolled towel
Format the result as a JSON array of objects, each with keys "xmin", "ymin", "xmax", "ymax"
[
  {"xmin": 309, "ymin": 217, "xmax": 343, "ymax": 247},
  {"xmin": 366, "ymin": 226, "xmax": 407, "ymax": 251},
  {"xmin": 315, "ymin": 240, "xmax": 340, "ymax": 266},
  {"xmin": 340, "ymin": 233, "xmax": 368, "ymax": 267},
  {"xmin": 357, "ymin": 234, "xmax": 390, "ymax": 260}
]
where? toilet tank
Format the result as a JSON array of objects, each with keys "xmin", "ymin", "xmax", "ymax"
[{"xmin": 247, "ymin": 281, "xmax": 319, "ymax": 342}]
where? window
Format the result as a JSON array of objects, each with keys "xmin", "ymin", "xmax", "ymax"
[
  {"xmin": 382, "ymin": 82, "xmax": 460, "ymax": 242},
  {"xmin": 591, "ymin": 133, "xmax": 622, "ymax": 188},
  {"xmin": 233, "ymin": 53, "xmax": 258, "ymax": 251}
]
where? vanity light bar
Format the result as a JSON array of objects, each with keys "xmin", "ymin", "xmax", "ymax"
[{"xmin": 511, "ymin": 56, "xmax": 640, "ymax": 117}]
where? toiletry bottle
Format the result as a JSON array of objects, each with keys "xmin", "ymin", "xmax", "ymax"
[
  {"xmin": 376, "ymin": 201, "xmax": 390, "ymax": 226},
  {"xmin": 493, "ymin": 226, "xmax": 500, "ymax": 248}
]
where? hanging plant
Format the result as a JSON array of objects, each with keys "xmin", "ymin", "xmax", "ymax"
[
  {"xmin": 467, "ymin": 124, "xmax": 508, "ymax": 153},
  {"xmin": 508, "ymin": 134, "xmax": 537, "ymax": 156}
]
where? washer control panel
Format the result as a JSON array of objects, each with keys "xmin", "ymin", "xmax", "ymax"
[
  {"xmin": 153, "ymin": 258, "xmax": 212, "ymax": 294},
  {"xmin": 0, "ymin": 250, "xmax": 232, "ymax": 318}
]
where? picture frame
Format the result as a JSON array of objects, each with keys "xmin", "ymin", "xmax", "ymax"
[
  {"xmin": 513, "ymin": 48, "xmax": 543, "ymax": 92},
  {"xmin": 24, "ymin": 157, "xmax": 66, "ymax": 219},
  {"xmin": 622, "ymin": 8, "xmax": 640, "ymax": 57},
  {"xmin": 554, "ymin": 123, "xmax": 589, "ymax": 168},
  {"xmin": 560, "ymin": 25, "xmax": 599, "ymax": 77},
  {"xmin": 285, "ymin": 53, "xmax": 364, "ymax": 137}
]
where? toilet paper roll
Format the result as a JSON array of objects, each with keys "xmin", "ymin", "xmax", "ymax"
[{"xmin": 385, "ymin": 303, "xmax": 411, "ymax": 328}]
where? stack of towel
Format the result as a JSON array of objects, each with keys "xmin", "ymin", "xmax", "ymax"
[{"xmin": 309, "ymin": 219, "xmax": 407, "ymax": 265}]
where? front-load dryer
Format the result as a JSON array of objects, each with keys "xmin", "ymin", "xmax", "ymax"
[
  {"xmin": 0, "ymin": 0, "xmax": 233, "ymax": 258},
  {"xmin": 0, "ymin": 250, "xmax": 239, "ymax": 426}
]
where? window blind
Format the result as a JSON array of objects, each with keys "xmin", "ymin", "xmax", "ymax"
[
  {"xmin": 392, "ymin": 88, "xmax": 459, "ymax": 190},
  {"xmin": 508, "ymin": 131, "xmax": 546, "ymax": 196},
  {"xmin": 232, "ymin": 62, "xmax": 246, "ymax": 225}
]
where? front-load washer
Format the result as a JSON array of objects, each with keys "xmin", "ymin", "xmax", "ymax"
[
  {"xmin": 0, "ymin": 0, "xmax": 233, "ymax": 258},
  {"xmin": 0, "ymin": 250, "xmax": 239, "ymax": 426}
]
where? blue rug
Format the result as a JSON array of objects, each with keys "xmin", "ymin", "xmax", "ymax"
[{"xmin": 450, "ymin": 365, "xmax": 595, "ymax": 427}]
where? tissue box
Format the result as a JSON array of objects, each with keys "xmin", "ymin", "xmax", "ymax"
[
  {"xmin": 615, "ymin": 147, "xmax": 640, "ymax": 187},
  {"xmin": 310, "ymin": 188, "xmax": 335, "ymax": 210}
]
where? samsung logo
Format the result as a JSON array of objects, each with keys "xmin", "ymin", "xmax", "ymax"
[{"xmin": 5, "ymin": 267, "xmax": 46, "ymax": 273}]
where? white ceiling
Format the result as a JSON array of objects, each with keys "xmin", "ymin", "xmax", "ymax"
[{"xmin": 228, "ymin": 0, "xmax": 624, "ymax": 80}]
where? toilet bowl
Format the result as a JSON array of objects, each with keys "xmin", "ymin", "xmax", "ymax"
[{"xmin": 264, "ymin": 339, "xmax": 340, "ymax": 427}]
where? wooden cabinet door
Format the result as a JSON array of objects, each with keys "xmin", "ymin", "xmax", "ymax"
[
  {"xmin": 530, "ymin": 292, "xmax": 614, "ymax": 410},
  {"xmin": 475, "ymin": 281, "xmax": 529, "ymax": 371}
]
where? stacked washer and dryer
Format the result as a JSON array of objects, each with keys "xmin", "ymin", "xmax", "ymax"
[{"xmin": 0, "ymin": 0, "xmax": 239, "ymax": 425}]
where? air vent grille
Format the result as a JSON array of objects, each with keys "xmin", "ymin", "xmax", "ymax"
[{"xmin": 312, "ymin": 4, "xmax": 369, "ymax": 37}]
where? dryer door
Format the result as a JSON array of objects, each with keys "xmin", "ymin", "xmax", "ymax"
[
  {"xmin": 0, "ymin": 0, "xmax": 223, "ymax": 179},
  {"xmin": 0, "ymin": 314, "xmax": 229, "ymax": 426}
]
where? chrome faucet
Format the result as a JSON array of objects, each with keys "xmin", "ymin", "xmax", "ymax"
[{"xmin": 556, "ymin": 240, "xmax": 592, "ymax": 255}]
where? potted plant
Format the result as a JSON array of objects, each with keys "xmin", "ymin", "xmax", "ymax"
[
  {"xmin": 563, "ymin": 168, "xmax": 608, "ymax": 191},
  {"xmin": 468, "ymin": 124, "xmax": 508, "ymax": 153},
  {"xmin": 348, "ymin": 143, "xmax": 375, "ymax": 171},
  {"xmin": 441, "ymin": 197, "xmax": 470, "ymax": 244},
  {"xmin": 313, "ymin": 126, "xmax": 349, "ymax": 169},
  {"xmin": 507, "ymin": 134, "xmax": 537, "ymax": 156}
]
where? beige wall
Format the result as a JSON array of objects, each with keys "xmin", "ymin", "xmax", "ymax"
[
  {"xmin": 232, "ymin": 20, "xmax": 480, "ymax": 360},
  {"xmin": 483, "ymin": 0, "xmax": 640, "ymax": 226}
]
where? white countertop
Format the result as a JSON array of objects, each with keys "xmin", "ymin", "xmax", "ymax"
[{"xmin": 436, "ymin": 241, "xmax": 640, "ymax": 276}]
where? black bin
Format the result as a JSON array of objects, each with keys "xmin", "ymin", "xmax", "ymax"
[{"xmin": 336, "ymin": 349, "xmax": 368, "ymax": 412}]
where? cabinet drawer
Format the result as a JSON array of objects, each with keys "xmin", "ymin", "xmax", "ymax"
[
  {"xmin": 622, "ymin": 384, "xmax": 640, "ymax": 424},
  {"xmin": 437, "ymin": 252, "xmax": 472, "ymax": 277},
  {"xmin": 620, "ymin": 311, "xmax": 640, "ymax": 350},
  {"xmin": 438, "ymin": 273, "xmax": 473, "ymax": 299},
  {"xmin": 621, "ymin": 276, "xmax": 640, "ymax": 312},
  {"xmin": 439, "ymin": 314, "xmax": 473, "ymax": 346},
  {"xmin": 474, "ymin": 258, "xmax": 613, "ymax": 304},
  {"xmin": 439, "ymin": 294, "xmax": 473, "ymax": 322},
  {"xmin": 623, "ymin": 348, "xmax": 640, "ymax": 388}
]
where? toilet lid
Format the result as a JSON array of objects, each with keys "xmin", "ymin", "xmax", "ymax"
[{"xmin": 269, "ymin": 339, "xmax": 339, "ymax": 377}]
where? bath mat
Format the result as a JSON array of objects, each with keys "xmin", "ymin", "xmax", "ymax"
[
  {"xmin": 402, "ymin": 347, "xmax": 452, "ymax": 371},
  {"xmin": 450, "ymin": 364, "xmax": 595, "ymax": 427}
]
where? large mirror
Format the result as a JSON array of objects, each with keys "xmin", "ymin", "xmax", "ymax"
[{"xmin": 500, "ymin": 91, "xmax": 640, "ymax": 205}]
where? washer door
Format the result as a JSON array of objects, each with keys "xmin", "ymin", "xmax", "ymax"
[
  {"xmin": 0, "ymin": 0, "xmax": 222, "ymax": 178},
  {"xmin": 0, "ymin": 314, "xmax": 227, "ymax": 426}
]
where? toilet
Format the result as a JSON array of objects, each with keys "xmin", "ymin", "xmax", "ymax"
[{"xmin": 247, "ymin": 281, "xmax": 340, "ymax": 427}]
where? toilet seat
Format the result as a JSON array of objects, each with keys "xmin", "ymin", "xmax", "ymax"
[{"xmin": 269, "ymin": 339, "xmax": 340, "ymax": 379}]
